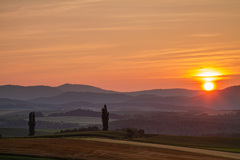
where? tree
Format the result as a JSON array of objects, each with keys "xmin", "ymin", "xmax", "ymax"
[
  {"xmin": 28, "ymin": 112, "xmax": 35, "ymax": 136},
  {"xmin": 101, "ymin": 104, "xmax": 109, "ymax": 131}
]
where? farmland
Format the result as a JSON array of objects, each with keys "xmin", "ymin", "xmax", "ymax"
[
  {"xmin": 0, "ymin": 131, "xmax": 240, "ymax": 160},
  {"xmin": 0, "ymin": 138, "xmax": 238, "ymax": 160}
]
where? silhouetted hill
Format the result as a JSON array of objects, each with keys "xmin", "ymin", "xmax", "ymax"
[
  {"xmin": 1, "ymin": 84, "xmax": 240, "ymax": 110},
  {"xmin": 30, "ymin": 92, "xmax": 132, "ymax": 104},
  {"xmin": 189, "ymin": 85, "xmax": 240, "ymax": 109},
  {"xmin": 0, "ymin": 85, "xmax": 62, "ymax": 100},
  {"xmin": 125, "ymin": 89, "xmax": 203, "ymax": 97},
  {"xmin": 0, "ymin": 98, "xmax": 38, "ymax": 109},
  {"xmin": 58, "ymin": 83, "xmax": 117, "ymax": 94},
  {"xmin": 127, "ymin": 85, "xmax": 240, "ymax": 110},
  {"xmin": 0, "ymin": 98, "xmax": 97, "ymax": 110}
]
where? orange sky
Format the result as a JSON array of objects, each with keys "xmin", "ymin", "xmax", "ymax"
[{"xmin": 0, "ymin": 0, "xmax": 240, "ymax": 91}]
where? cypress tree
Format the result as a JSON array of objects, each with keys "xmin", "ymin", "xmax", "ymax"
[
  {"xmin": 101, "ymin": 104, "xmax": 109, "ymax": 131},
  {"xmin": 28, "ymin": 112, "xmax": 35, "ymax": 136}
]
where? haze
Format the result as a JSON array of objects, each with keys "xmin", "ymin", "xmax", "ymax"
[{"xmin": 0, "ymin": 0, "xmax": 240, "ymax": 91}]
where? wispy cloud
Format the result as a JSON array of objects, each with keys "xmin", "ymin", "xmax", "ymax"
[{"xmin": 188, "ymin": 34, "xmax": 223, "ymax": 37}]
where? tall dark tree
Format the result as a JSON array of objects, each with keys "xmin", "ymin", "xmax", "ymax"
[
  {"xmin": 101, "ymin": 104, "xmax": 109, "ymax": 131},
  {"xmin": 28, "ymin": 112, "xmax": 35, "ymax": 136}
]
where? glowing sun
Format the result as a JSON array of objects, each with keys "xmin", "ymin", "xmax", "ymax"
[
  {"xmin": 203, "ymin": 82, "xmax": 214, "ymax": 91},
  {"xmin": 191, "ymin": 68, "xmax": 226, "ymax": 91}
]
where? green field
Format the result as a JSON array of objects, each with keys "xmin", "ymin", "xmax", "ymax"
[
  {"xmin": 0, "ymin": 131, "xmax": 239, "ymax": 160},
  {"xmin": 133, "ymin": 134, "xmax": 240, "ymax": 153},
  {"xmin": 35, "ymin": 116, "xmax": 116, "ymax": 125},
  {"xmin": 0, "ymin": 128, "xmax": 60, "ymax": 137},
  {"xmin": 1, "ymin": 127, "xmax": 239, "ymax": 153}
]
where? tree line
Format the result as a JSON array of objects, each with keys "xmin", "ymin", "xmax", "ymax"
[{"xmin": 28, "ymin": 104, "xmax": 110, "ymax": 136}]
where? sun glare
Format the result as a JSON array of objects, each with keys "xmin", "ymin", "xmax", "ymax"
[
  {"xmin": 195, "ymin": 68, "xmax": 223, "ymax": 82},
  {"xmin": 203, "ymin": 82, "xmax": 214, "ymax": 91},
  {"xmin": 191, "ymin": 68, "xmax": 226, "ymax": 91}
]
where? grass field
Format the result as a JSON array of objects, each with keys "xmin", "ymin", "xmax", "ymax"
[
  {"xmin": 133, "ymin": 134, "xmax": 240, "ymax": 153},
  {"xmin": 0, "ymin": 138, "xmax": 236, "ymax": 160},
  {"xmin": 34, "ymin": 131, "xmax": 240, "ymax": 153}
]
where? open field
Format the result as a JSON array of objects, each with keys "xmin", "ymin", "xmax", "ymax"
[
  {"xmin": 83, "ymin": 138, "xmax": 240, "ymax": 159},
  {"xmin": 35, "ymin": 116, "xmax": 116, "ymax": 126},
  {"xmin": 0, "ymin": 138, "xmax": 237, "ymax": 160},
  {"xmin": 0, "ymin": 128, "xmax": 60, "ymax": 137},
  {"xmin": 37, "ymin": 131, "xmax": 240, "ymax": 153},
  {"xmin": 133, "ymin": 134, "xmax": 240, "ymax": 153}
]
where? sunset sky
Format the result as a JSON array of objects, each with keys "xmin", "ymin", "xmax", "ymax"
[{"xmin": 0, "ymin": 0, "xmax": 240, "ymax": 91}]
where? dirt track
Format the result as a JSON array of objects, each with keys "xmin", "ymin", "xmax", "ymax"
[
  {"xmin": 0, "ymin": 138, "xmax": 238, "ymax": 160},
  {"xmin": 83, "ymin": 138, "xmax": 240, "ymax": 160}
]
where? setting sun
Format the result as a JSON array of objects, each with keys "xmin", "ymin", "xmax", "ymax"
[
  {"xmin": 190, "ymin": 68, "xmax": 228, "ymax": 91},
  {"xmin": 203, "ymin": 82, "xmax": 214, "ymax": 91}
]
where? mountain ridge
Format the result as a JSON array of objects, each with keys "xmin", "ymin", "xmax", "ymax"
[{"xmin": 0, "ymin": 84, "xmax": 239, "ymax": 110}]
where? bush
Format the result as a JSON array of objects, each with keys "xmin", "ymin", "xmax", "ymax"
[
  {"xmin": 56, "ymin": 126, "xmax": 99, "ymax": 134},
  {"xmin": 120, "ymin": 128, "xmax": 145, "ymax": 138}
]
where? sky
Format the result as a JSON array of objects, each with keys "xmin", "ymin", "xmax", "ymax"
[{"xmin": 0, "ymin": 0, "xmax": 240, "ymax": 91}]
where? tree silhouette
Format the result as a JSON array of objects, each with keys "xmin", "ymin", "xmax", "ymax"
[
  {"xmin": 101, "ymin": 104, "xmax": 109, "ymax": 131},
  {"xmin": 28, "ymin": 112, "xmax": 35, "ymax": 136}
]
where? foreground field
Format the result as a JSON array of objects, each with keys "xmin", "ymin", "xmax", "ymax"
[
  {"xmin": 0, "ymin": 138, "xmax": 238, "ymax": 160},
  {"xmin": 83, "ymin": 138, "xmax": 240, "ymax": 160},
  {"xmin": 36, "ymin": 131, "xmax": 240, "ymax": 153}
]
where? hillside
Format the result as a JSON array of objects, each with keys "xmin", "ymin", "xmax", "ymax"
[
  {"xmin": 0, "ymin": 84, "xmax": 240, "ymax": 110},
  {"xmin": 30, "ymin": 92, "xmax": 132, "ymax": 104},
  {"xmin": 0, "ymin": 98, "xmax": 38, "ymax": 110},
  {"xmin": 58, "ymin": 83, "xmax": 117, "ymax": 93},
  {"xmin": 125, "ymin": 88, "xmax": 203, "ymax": 97},
  {"xmin": 127, "ymin": 85, "xmax": 240, "ymax": 110},
  {"xmin": 0, "ymin": 85, "xmax": 62, "ymax": 100}
]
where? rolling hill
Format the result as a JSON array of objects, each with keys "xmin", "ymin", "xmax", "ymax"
[
  {"xmin": 30, "ymin": 92, "xmax": 132, "ymax": 104},
  {"xmin": 58, "ymin": 83, "xmax": 117, "ymax": 93},
  {"xmin": 126, "ymin": 85, "xmax": 240, "ymax": 110},
  {"xmin": 0, "ymin": 85, "xmax": 62, "ymax": 100},
  {"xmin": 124, "ymin": 88, "xmax": 203, "ymax": 97},
  {"xmin": 0, "ymin": 84, "xmax": 240, "ymax": 110}
]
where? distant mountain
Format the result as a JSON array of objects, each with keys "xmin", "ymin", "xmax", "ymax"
[
  {"xmin": 127, "ymin": 85, "xmax": 240, "ymax": 110},
  {"xmin": 30, "ymin": 92, "xmax": 132, "ymax": 104},
  {"xmin": 189, "ymin": 85, "xmax": 240, "ymax": 110},
  {"xmin": 1, "ymin": 84, "xmax": 240, "ymax": 110},
  {"xmin": 125, "ymin": 88, "xmax": 203, "ymax": 97},
  {"xmin": 0, "ymin": 98, "xmax": 98, "ymax": 110},
  {"xmin": 0, "ymin": 98, "xmax": 38, "ymax": 110},
  {"xmin": 0, "ymin": 85, "xmax": 62, "ymax": 100},
  {"xmin": 58, "ymin": 83, "xmax": 117, "ymax": 94},
  {"xmin": 0, "ymin": 84, "xmax": 118, "ymax": 100}
]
